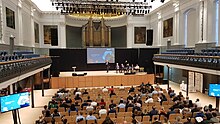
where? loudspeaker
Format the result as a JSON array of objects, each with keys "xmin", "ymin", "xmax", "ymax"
[
  {"xmin": 72, "ymin": 73, "xmax": 77, "ymax": 76},
  {"xmin": 124, "ymin": 72, "xmax": 136, "ymax": 75},
  {"xmin": 146, "ymin": 29, "xmax": 153, "ymax": 46},
  {"xmin": 51, "ymin": 56, "xmax": 60, "ymax": 77},
  {"xmin": 51, "ymin": 28, "xmax": 58, "ymax": 46}
]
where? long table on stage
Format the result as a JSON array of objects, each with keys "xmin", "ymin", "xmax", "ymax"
[{"xmin": 51, "ymin": 73, "xmax": 155, "ymax": 89}]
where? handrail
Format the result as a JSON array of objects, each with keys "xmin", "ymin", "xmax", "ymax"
[
  {"xmin": 0, "ymin": 56, "xmax": 51, "ymax": 65},
  {"xmin": 154, "ymin": 54, "xmax": 220, "ymax": 59},
  {"xmin": 0, "ymin": 56, "xmax": 52, "ymax": 83}
]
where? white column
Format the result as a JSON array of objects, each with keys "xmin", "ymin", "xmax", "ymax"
[
  {"xmin": 127, "ymin": 23, "xmax": 133, "ymax": 48},
  {"xmin": 157, "ymin": 20, "xmax": 162, "ymax": 46},
  {"xmin": 0, "ymin": 0, "xmax": 3, "ymax": 44},
  {"xmin": 202, "ymin": 0, "xmax": 208, "ymax": 43},
  {"xmin": 17, "ymin": 0, "xmax": 23, "ymax": 45},
  {"xmin": 157, "ymin": 12, "xmax": 162, "ymax": 46},
  {"xmin": 30, "ymin": 8, "xmax": 35, "ymax": 47},
  {"xmin": 217, "ymin": 0, "xmax": 220, "ymax": 46},
  {"xmin": 59, "ymin": 22, "xmax": 66, "ymax": 48},
  {"xmin": 198, "ymin": 0, "xmax": 204, "ymax": 43},
  {"xmin": 173, "ymin": 2, "xmax": 180, "ymax": 45}
]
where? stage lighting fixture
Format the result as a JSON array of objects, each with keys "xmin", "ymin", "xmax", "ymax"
[{"xmin": 51, "ymin": 0, "xmax": 152, "ymax": 16}]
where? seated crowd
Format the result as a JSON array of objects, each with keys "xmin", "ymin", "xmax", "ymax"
[{"xmin": 36, "ymin": 83, "xmax": 220, "ymax": 124}]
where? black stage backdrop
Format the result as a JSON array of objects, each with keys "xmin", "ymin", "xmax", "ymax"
[{"xmin": 49, "ymin": 48, "xmax": 159, "ymax": 75}]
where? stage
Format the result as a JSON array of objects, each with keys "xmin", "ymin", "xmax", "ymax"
[
  {"xmin": 51, "ymin": 71, "xmax": 155, "ymax": 89},
  {"xmin": 59, "ymin": 70, "xmax": 147, "ymax": 77}
]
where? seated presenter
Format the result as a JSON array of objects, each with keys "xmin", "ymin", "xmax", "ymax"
[
  {"xmin": 120, "ymin": 64, "xmax": 124, "ymax": 73},
  {"xmin": 134, "ymin": 64, "xmax": 140, "ymax": 72}
]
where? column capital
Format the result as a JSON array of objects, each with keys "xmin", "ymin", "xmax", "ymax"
[
  {"xmin": 18, "ymin": 0, "xmax": 23, "ymax": 8},
  {"xmin": 173, "ymin": 1, "xmax": 179, "ymax": 12},
  {"xmin": 157, "ymin": 12, "xmax": 161, "ymax": 20},
  {"xmin": 31, "ymin": 7, "xmax": 36, "ymax": 17}
]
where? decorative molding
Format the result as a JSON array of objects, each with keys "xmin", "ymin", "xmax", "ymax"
[
  {"xmin": 157, "ymin": 12, "xmax": 161, "ymax": 20},
  {"xmin": 173, "ymin": 1, "xmax": 180, "ymax": 12},
  {"xmin": 18, "ymin": 0, "xmax": 23, "ymax": 8}
]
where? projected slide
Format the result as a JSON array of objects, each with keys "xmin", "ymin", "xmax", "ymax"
[
  {"xmin": 0, "ymin": 92, "xmax": 30, "ymax": 112},
  {"xmin": 87, "ymin": 48, "xmax": 115, "ymax": 63},
  {"xmin": 209, "ymin": 84, "xmax": 220, "ymax": 97}
]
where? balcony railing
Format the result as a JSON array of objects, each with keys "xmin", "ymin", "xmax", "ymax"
[
  {"xmin": 153, "ymin": 54, "xmax": 220, "ymax": 70},
  {"xmin": 0, "ymin": 56, "xmax": 52, "ymax": 83}
]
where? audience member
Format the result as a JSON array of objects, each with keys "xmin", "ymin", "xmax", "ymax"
[
  {"xmin": 109, "ymin": 90, "xmax": 116, "ymax": 98},
  {"xmin": 52, "ymin": 109, "xmax": 60, "ymax": 117},
  {"xmin": 86, "ymin": 103, "xmax": 94, "ymax": 112},
  {"xmin": 102, "ymin": 86, "xmax": 108, "ymax": 92},
  {"xmin": 119, "ymin": 84, "xmax": 125, "ymax": 90},
  {"xmin": 108, "ymin": 86, "xmax": 114, "ymax": 92},
  {"xmin": 128, "ymin": 86, "xmax": 135, "ymax": 93},
  {"xmin": 195, "ymin": 98, "xmax": 201, "ymax": 108},
  {"xmin": 109, "ymin": 100, "xmax": 116, "ymax": 109},
  {"xmin": 82, "ymin": 89, "xmax": 89, "ymax": 95},
  {"xmin": 42, "ymin": 105, "xmax": 49, "ymax": 116},
  {"xmin": 152, "ymin": 116, "xmax": 162, "ymax": 124},
  {"xmin": 183, "ymin": 117, "xmax": 192, "ymax": 124},
  {"xmin": 174, "ymin": 116, "xmax": 183, "ymax": 124},
  {"xmin": 76, "ymin": 112, "xmax": 85, "ymax": 123},
  {"xmin": 99, "ymin": 99, "xmax": 106, "ymax": 107},
  {"xmin": 74, "ymin": 94, "xmax": 82, "ymax": 102},
  {"xmin": 86, "ymin": 112, "xmax": 97, "ymax": 121},
  {"xmin": 118, "ymin": 100, "xmax": 126, "ymax": 111},
  {"xmin": 35, "ymin": 115, "xmax": 46, "ymax": 124},
  {"xmin": 99, "ymin": 106, "xmax": 107, "ymax": 115},
  {"xmin": 86, "ymin": 96, "xmax": 92, "ymax": 102},
  {"xmin": 81, "ymin": 100, "xmax": 89, "ymax": 110},
  {"xmin": 102, "ymin": 116, "xmax": 114, "ymax": 124},
  {"xmin": 145, "ymin": 96, "xmax": 153, "ymax": 103},
  {"xmin": 108, "ymin": 107, "xmax": 117, "ymax": 114},
  {"xmin": 149, "ymin": 106, "xmax": 158, "ymax": 120},
  {"xmin": 210, "ymin": 112, "xmax": 219, "ymax": 123}
]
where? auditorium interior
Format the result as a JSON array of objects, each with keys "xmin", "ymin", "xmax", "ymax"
[{"xmin": 1, "ymin": 0, "xmax": 220, "ymax": 124}]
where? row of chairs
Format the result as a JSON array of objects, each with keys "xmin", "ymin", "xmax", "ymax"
[
  {"xmin": 0, "ymin": 51, "xmax": 7, "ymax": 56},
  {"xmin": 162, "ymin": 49, "xmax": 195, "ymax": 55}
]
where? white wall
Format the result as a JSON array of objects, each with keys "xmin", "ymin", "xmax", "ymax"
[{"xmin": 0, "ymin": 0, "xmax": 219, "ymax": 49}]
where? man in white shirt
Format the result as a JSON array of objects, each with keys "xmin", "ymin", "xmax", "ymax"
[
  {"xmin": 119, "ymin": 84, "xmax": 125, "ymax": 90},
  {"xmin": 118, "ymin": 100, "xmax": 126, "ymax": 108},
  {"xmin": 99, "ymin": 106, "xmax": 107, "ymax": 115},
  {"xmin": 102, "ymin": 86, "xmax": 108, "ymax": 92},
  {"xmin": 86, "ymin": 103, "xmax": 94, "ymax": 112},
  {"xmin": 76, "ymin": 112, "xmax": 85, "ymax": 123},
  {"xmin": 91, "ymin": 101, "xmax": 97, "ymax": 107},
  {"xmin": 75, "ymin": 90, "xmax": 82, "ymax": 96},
  {"xmin": 86, "ymin": 112, "xmax": 97, "ymax": 121},
  {"xmin": 195, "ymin": 98, "xmax": 202, "ymax": 107},
  {"xmin": 144, "ymin": 96, "xmax": 153, "ymax": 103}
]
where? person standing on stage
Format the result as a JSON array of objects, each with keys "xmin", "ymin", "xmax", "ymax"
[
  {"xmin": 115, "ymin": 63, "xmax": 120, "ymax": 73},
  {"xmin": 106, "ymin": 60, "xmax": 110, "ymax": 73}
]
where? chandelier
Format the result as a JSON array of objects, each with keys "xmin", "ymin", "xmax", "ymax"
[{"xmin": 51, "ymin": 0, "xmax": 152, "ymax": 17}]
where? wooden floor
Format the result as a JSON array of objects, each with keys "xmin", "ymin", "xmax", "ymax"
[
  {"xmin": 59, "ymin": 70, "xmax": 147, "ymax": 77},
  {"xmin": 0, "ymin": 81, "xmax": 217, "ymax": 124}
]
